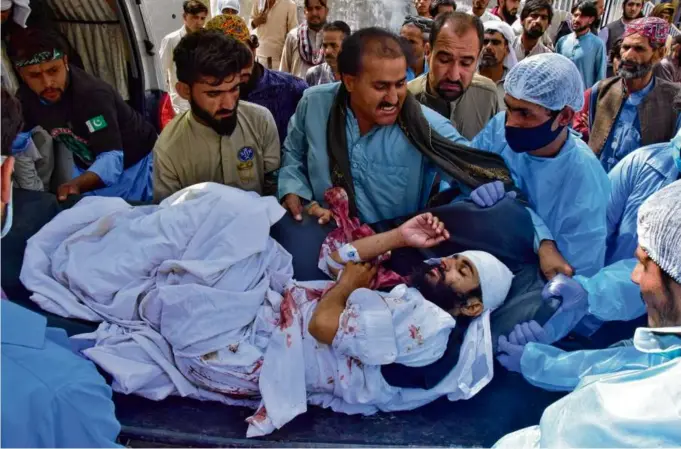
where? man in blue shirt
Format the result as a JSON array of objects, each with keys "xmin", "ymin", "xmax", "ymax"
[
  {"xmin": 278, "ymin": 27, "xmax": 473, "ymax": 225},
  {"xmin": 1, "ymin": 87, "xmax": 121, "ymax": 448},
  {"xmin": 587, "ymin": 17, "xmax": 681, "ymax": 172},
  {"xmin": 400, "ymin": 15, "xmax": 431, "ymax": 81},
  {"xmin": 556, "ymin": 1, "xmax": 606, "ymax": 89}
]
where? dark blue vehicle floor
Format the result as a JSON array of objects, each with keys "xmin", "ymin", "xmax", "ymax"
[{"xmin": 114, "ymin": 367, "xmax": 565, "ymax": 448}]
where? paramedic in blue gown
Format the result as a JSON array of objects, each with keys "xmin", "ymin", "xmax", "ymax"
[
  {"xmin": 0, "ymin": 87, "xmax": 122, "ymax": 447},
  {"xmin": 9, "ymin": 27, "xmax": 155, "ymax": 202},
  {"xmin": 494, "ymin": 181, "xmax": 681, "ymax": 448},
  {"xmin": 468, "ymin": 53, "xmax": 610, "ymax": 280}
]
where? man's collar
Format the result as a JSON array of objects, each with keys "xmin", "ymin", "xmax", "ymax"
[
  {"xmin": 634, "ymin": 326, "xmax": 681, "ymax": 355},
  {"xmin": 1, "ymin": 301, "xmax": 47, "ymax": 349}
]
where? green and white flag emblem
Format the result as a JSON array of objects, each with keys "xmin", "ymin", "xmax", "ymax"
[{"xmin": 86, "ymin": 115, "xmax": 108, "ymax": 133}]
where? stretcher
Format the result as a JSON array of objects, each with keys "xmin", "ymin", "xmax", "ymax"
[{"xmin": 1, "ymin": 189, "xmax": 571, "ymax": 447}]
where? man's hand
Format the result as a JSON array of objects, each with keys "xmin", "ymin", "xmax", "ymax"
[
  {"xmin": 57, "ymin": 182, "xmax": 81, "ymax": 201},
  {"xmin": 338, "ymin": 262, "xmax": 377, "ymax": 291},
  {"xmin": 397, "ymin": 212, "xmax": 450, "ymax": 248},
  {"xmin": 251, "ymin": 13, "xmax": 267, "ymax": 28},
  {"xmin": 538, "ymin": 240, "xmax": 574, "ymax": 280},
  {"xmin": 471, "ymin": 180, "xmax": 517, "ymax": 208},
  {"xmin": 497, "ymin": 321, "xmax": 548, "ymax": 373},
  {"xmin": 282, "ymin": 193, "xmax": 304, "ymax": 221},
  {"xmin": 307, "ymin": 202, "xmax": 333, "ymax": 225}
]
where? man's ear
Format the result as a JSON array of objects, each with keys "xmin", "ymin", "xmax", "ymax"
[
  {"xmin": 342, "ymin": 73, "xmax": 357, "ymax": 93},
  {"xmin": 460, "ymin": 298, "xmax": 484, "ymax": 317},
  {"xmin": 63, "ymin": 54, "xmax": 69, "ymax": 71},
  {"xmin": 556, "ymin": 107, "xmax": 575, "ymax": 127},
  {"xmin": 176, "ymin": 81, "xmax": 191, "ymax": 101},
  {"xmin": 424, "ymin": 42, "xmax": 431, "ymax": 58},
  {"xmin": 651, "ymin": 46, "xmax": 666, "ymax": 64}
]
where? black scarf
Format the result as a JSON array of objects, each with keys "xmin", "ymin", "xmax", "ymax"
[{"xmin": 326, "ymin": 84, "xmax": 518, "ymax": 218}]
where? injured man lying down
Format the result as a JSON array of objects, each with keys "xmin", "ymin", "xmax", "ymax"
[{"xmin": 19, "ymin": 183, "xmax": 513, "ymax": 437}]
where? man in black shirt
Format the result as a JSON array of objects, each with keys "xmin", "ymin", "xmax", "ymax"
[{"xmin": 8, "ymin": 28, "xmax": 156, "ymax": 201}]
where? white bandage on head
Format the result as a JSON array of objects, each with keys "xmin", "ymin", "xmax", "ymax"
[
  {"xmin": 456, "ymin": 250, "xmax": 514, "ymax": 312},
  {"xmin": 337, "ymin": 243, "xmax": 362, "ymax": 263}
]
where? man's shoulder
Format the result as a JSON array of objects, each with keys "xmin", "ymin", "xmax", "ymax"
[
  {"xmin": 301, "ymin": 82, "xmax": 339, "ymax": 104},
  {"xmin": 286, "ymin": 27, "xmax": 300, "ymax": 39},
  {"xmin": 654, "ymin": 76, "xmax": 681, "ymax": 95},
  {"xmin": 155, "ymin": 112, "xmax": 192, "ymax": 154},
  {"xmin": 162, "ymin": 27, "xmax": 184, "ymax": 43},
  {"xmin": 239, "ymin": 100, "xmax": 276, "ymax": 124},
  {"xmin": 264, "ymin": 68, "xmax": 308, "ymax": 92},
  {"xmin": 407, "ymin": 74, "xmax": 427, "ymax": 94},
  {"xmin": 469, "ymin": 73, "xmax": 498, "ymax": 95},
  {"xmin": 566, "ymin": 135, "xmax": 609, "ymax": 180}
]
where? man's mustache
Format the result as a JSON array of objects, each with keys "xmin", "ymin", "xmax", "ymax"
[{"xmin": 378, "ymin": 101, "xmax": 398, "ymax": 108}]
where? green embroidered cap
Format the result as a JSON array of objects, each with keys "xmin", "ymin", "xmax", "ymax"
[{"xmin": 14, "ymin": 49, "xmax": 65, "ymax": 68}]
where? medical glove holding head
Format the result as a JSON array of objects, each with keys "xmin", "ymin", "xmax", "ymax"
[{"xmin": 494, "ymin": 180, "xmax": 681, "ymax": 448}]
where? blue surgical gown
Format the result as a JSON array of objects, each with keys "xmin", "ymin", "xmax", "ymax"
[
  {"xmin": 73, "ymin": 150, "xmax": 153, "ymax": 202},
  {"xmin": 1, "ymin": 301, "xmax": 122, "ymax": 448},
  {"xmin": 606, "ymin": 131, "xmax": 681, "ymax": 265},
  {"xmin": 494, "ymin": 326, "xmax": 681, "ymax": 448},
  {"xmin": 277, "ymin": 83, "xmax": 468, "ymax": 224},
  {"xmin": 471, "ymin": 113, "xmax": 611, "ymax": 277}
]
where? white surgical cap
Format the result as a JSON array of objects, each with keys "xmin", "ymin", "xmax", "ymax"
[
  {"xmin": 218, "ymin": 0, "xmax": 240, "ymax": 14},
  {"xmin": 504, "ymin": 53, "xmax": 585, "ymax": 111},
  {"xmin": 483, "ymin": 21, "xmax": 518, "ymax": 70},
  {"xmin": 457, "ymin": 250, "xmax": 514, "ymax": 312},
  {"xmin": 637, "ymin": 180, "xmax": 681, "ymax": 284},
  {"xmin": 1, "ymin": 0, "xmax": 30, "ymax": 28}
]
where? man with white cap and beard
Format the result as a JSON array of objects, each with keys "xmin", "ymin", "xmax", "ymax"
[
  {"xmin": 478, "ymin": 21, "xmax": 517, "ymax": 109},
  {"xmin": 494, "ymin": 180, "xmax": 681, "ymax": 448}
]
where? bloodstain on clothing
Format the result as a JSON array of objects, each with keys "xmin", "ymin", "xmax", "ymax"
[
  {"xmin": 327, "ymin": 376, "xmax": 334, "ymax": 384},
  {"xmin": 409, "ymin": 324, "xmax": 424, "ymax": 345},
  {"xmin": 286, "ymin": 333, "xmax": 292, "ymax": 348},
  {"xmin": 246, "ymin": 405, "xmax": 268, "ymax": 424},
  {"xmin": 319, "ymin": 187, "xmax": 407, "ymax": 289},
  {"xmin": 248, "ymin": 359, "xmax": 263, "ymax": 376},
  {"xmin": 280, "ymin": 289, "xmax": 296, "ymax": 330},
  {"xmin": 228, "ymin": 343, "xmax": 239, "ymax": 353}
]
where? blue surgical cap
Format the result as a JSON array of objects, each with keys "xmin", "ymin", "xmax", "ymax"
[{"xmin": 504, "ymin": 53, "xmax": 585, "ymax": 112}]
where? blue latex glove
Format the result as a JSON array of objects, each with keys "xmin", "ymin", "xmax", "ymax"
[
  {"xmin": 470, "ymin": 181, "xmax": 517, "ymax": 208},
  {"xmin": 497, "ymin": 321, "xmax": 549, "ymax": 372},
  {"xmin": 540, "ymin": 274, "xmax": 589, "ymax": 342},
  {"xmin": 11, "ymin": 131, "xmax": 31, "ymax": 153}
]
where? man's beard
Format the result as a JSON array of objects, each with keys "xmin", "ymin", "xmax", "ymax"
[
  {"xmin": 190, "ymin": 99, "xmax": 239, "ymax": 136},
  {"xmin": 411, "ymin": 262, "xmax": 465, "ymax": 312},
  {"xmin": 480, "ymin": 52, "xmax": 500, "ymax": 68},
  {"xmin": 525, "ymin": 24, "xmax": 545, "ymax": 39},
  {"xmin": 435, "ymin": 79, "xmax": 465, "ymax": 101},
  {"xmin": 502, "ymin": 5, "xmax": 517, "ymax": 20},
  {"xmin": 572, "ymin": 23, "xmax": 590, "ymax": 34},
  {"xmin": 618, "ymin": 58, "xmax": 654, "ymax": 80}
]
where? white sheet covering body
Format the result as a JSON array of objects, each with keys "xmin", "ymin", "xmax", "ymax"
[{"xmin": 20, "ymin": 183, "xmax": 494, "ymax": 437}]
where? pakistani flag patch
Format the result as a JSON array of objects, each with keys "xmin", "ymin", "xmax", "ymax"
[{"xmin": 86, "ymin": 115, "xmax": 108, "ymax": 133}]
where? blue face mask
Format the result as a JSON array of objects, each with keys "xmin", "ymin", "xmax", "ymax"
[{"xmin": 505, "ymin": 113, "xmax": 565, "ymax": 153}]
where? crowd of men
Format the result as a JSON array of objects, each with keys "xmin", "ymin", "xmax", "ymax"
[{"xmin": 1, "ymin": 0, "xmax": 681, "ymax": 446}]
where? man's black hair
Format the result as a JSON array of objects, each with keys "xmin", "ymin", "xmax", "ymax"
[
  {"xmin": 1, "ymin": 88, "xmax": 24, "ymax": 157},
  {"xmin": 322, "ymin": 20, "xmax": 351, "ymax": 37},
  {"xmin": 429, "ymin": 11, "xmax": 484, "ymax": 51},
  {"xmin": 337, "ymin": 27, "xmax": 413, "ymax": 76},
  {"xmin": 520, "ymin": 0, "xmax": 554, "ymax": 24},
  {"xmin": 173, "ymin": 29, "xmax": 253, "ymax": 86},
  {"xmin": 304, "ymin": 0, "xmax": 328, "ymax": 8},
  {"xmin": 6, "ymin": 27, "xmax": 66, "ymax": 66},
  {"xmin": 183, "ymin": 0, "xmax": 208, "ymax": 15},
  {"xmin": 429, "ymin": 0, "xmax": 457, "ymax": 18},
  {"xmin": 609, "ymin": 37, "xmax": 622, "ymax": 64},
  {"xmin": 572, "ymin": 0, "xmax": 599, "ymax": 18}
]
